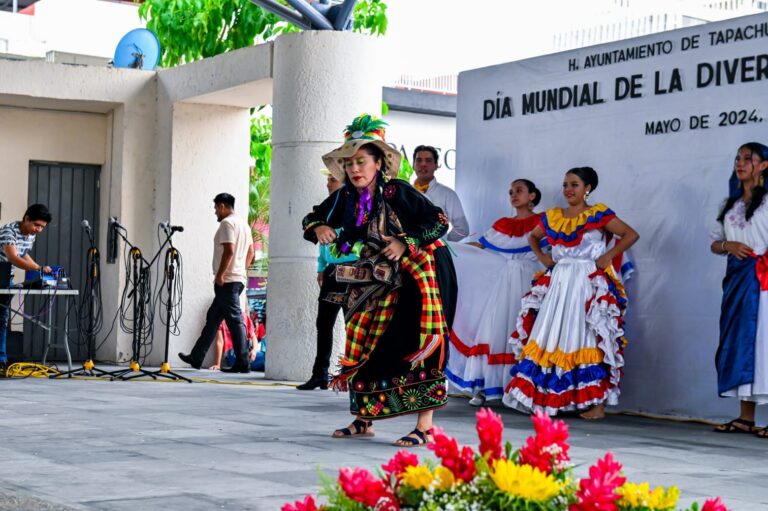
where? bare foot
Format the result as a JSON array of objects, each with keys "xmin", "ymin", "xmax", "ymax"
[
  {"xmin": 208, "ymin": 365, "xmax": 220, "ymax": 371},
  {"xmin": 580, "ymin": 404, "xmax": 605, "ymax": 420}
]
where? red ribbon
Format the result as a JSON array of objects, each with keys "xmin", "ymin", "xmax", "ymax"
[{"xmin": 755, "ymin": 252, "xmax": 768, "ymax": 291}]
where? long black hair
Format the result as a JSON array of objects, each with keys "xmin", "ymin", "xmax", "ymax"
[
  {"xmin": 717, "ymin": 142, "xmax": 768, "ymax": 223},
  {"xmin": 513, "ymin": 178, "xmax": 542, "ymax": 206}
]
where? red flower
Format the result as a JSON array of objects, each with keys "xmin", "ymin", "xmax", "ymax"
[
  {"xmin": 570, "ymin": 452, "xmax": 626, "ymax": 511},
  {"xmin": 375, "ymin": 497, "xmax": 401, "ymax": 511},
  {"xmin": 281, "ymin": 495, "xmax": 318, "ymax": 511},
  {"xmin": 701, "ymin": 497, "xmax": 730, "ymax": 511},
  {"xmin": 476, "ymin": 407, "xmax": 504, "ymax": 462},
  {"xmin": 454, "ymin": 445, "xmax": 478, "ymax": 482},
  {"xmin": 382, "ymin": 450, "xmax": 419, "ymax": 480},
  {"xmin": 338, "ymin": 467, "xmax": 391, "ymax": 508},
  {"xmin": 428, "ymin": 427, "xmax": 477, "ymax": 482},
  {"xmin": 428, "ymin": 426, "xmax": 459, "ymax": 460},
  {"xmin": 519, "ymin": 410, "xmax": 570, "ymax": 474}
]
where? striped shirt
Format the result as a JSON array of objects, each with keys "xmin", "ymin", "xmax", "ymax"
[{"xmin": 0, "ymin": 222, "xmax": 36, "ymax": 264}]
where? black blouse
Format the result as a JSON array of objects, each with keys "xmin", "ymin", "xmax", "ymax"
[{"xmin": 302, "ymin": 179, "xmax": 449, "ymax": 252}]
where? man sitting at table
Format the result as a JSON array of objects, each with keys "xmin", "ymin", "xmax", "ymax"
[{"xmin": 0, "ymin": 204, "xmax": 52, "ymax": 375}]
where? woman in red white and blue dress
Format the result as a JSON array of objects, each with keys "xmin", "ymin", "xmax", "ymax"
[
  {"xmin": 711, "ymin": 142, "xmax": 768, "ymax": 437},
  {"xmin": 447, "ymin": 179, "xmax": 545, "ymax": 407},
  {"xmin": 503, "ymin": 167, "xmax": 639, "ymax": 419}
]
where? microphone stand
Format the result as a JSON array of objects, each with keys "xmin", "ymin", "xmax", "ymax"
[
  {"xmin": 108, "ymin": 242, "xmax": 158, "ymax": 381},
  {"xmin": 143, "ymin": 240, "xmax": 191, "ymax": 383},
  {"xmin": 51, "ymin": 229, "xmax": 110, "ymax": 378}
]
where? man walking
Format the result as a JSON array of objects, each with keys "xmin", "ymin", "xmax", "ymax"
[
  {"xmin": 0, "ymin": 204, "xmax": 53, "ymax": 374},
  {"xmin": 179, "ymin": 193, "xmax": 254, "ymax": 373},
  {"xmin": 412, "ymin": 145, "xmax": 469, "ymax": 242}
]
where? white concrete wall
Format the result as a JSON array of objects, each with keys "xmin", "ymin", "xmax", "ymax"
[
  {"xmin": 156, "ymin": 102, "xmax": 251, "ymax": 367},
  {"xmin": 267, "ymin": 31, "xmax": 385, "ymax": 381}
]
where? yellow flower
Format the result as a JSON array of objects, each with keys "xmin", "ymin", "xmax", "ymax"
[
  {"xmin": 490, "ymin": 459, "xmax": 563, "ymax": 502},
  {"xmin": 401, "ymin": 465, "xmax": 433, "ymax": 490},
  {"xmin": 618, "ymin": 482, "xmax": 680, "ymax": 510},
  {"xmin": 433, "ymin": 466, "xmax": 455, "ymax": 491},
  {"xmin": 649, "ymin": 485, "xmax": 680, "ymax": 510},
  {"xmin": 618, "ymin": 482, "xmax": 651, "ymax": 507}
]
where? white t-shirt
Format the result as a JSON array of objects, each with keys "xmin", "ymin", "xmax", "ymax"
[{"xmin": 212, "ymin": 214, "xmax": 252, "ymax": 285}]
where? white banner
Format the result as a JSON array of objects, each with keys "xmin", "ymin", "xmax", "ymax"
[{"xmin": 456, "ymin": 12, "xmax": 768, "ymax": 420}]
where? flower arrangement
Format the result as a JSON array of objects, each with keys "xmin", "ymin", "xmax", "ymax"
[{"xmin": 282, "ymin": 409, "xmax": 730, "ymax": 511}]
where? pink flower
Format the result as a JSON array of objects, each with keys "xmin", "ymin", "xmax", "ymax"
[
  {"xmin": 281, "ymin": 495, "xmax": 318, "ymax": 511},
  {"xmin": 338, "ymin": 467, "xmax": 391, "ymax": 508},
  {"xmin": 476, "ymin": 407, "xmax": 504, "ymax": 461},
  {"xmin": 701, "ymin": 497, "xmax": 730, "ymax": 511},
  {"xmin": 570, "ymin": 452, "xmax": 626, "ymax": 511},
  {"xmin": 519, "ymin": 410, "xmax": 570, "ymax": 474},
  {"xmin": 382, "ymin": 450, "xmax": 419, "ymax": 480},
  {"xmin": 428, "ymin": 427, "xmax": 477, "ymax": 482}
]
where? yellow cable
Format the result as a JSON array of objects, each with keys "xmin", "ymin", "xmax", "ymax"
[{"xmin": 6, "ymin": 362, "xmax": 60, "ymax": 378}]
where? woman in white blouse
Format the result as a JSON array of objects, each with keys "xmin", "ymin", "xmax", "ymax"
[{"xmin": 711, "ymin": 142, "xmax": 768, "ymax": 437}]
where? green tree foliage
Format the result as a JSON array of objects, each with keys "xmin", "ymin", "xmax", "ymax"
[
  {"xmin": 138, "ymin": 0, "xmax": 297, "ymax": 68},
  {"xmin": 249, "ymin": 113, "xmax": 271, "ymax": 243}
]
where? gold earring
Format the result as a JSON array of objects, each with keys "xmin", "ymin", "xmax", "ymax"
[{"xmin": 760, "ymin": 174, "xmax": 764, "ymax": 187}]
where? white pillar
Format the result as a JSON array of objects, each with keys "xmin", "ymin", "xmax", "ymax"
[{"xmin": 267, "ymin": 31, "xmax": 383, "ymax": 381}]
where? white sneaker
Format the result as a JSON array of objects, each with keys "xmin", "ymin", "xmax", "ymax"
[{"xmin": 468, "ymin": 394, "xmax": 486, "ymax": 407}]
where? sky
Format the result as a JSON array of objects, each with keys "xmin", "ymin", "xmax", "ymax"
[{"xmin": 379, "ymin": 0, "xmax": 759, "ymax": 78}]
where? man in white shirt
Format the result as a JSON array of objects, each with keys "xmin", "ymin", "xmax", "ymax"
[
  {"xmin": 179, "ymin": 193, "xmax": 254, "ymax": 373},
  {"xmin": 412, "ymin": 145, "xmax": 469, "ymax": 242}
]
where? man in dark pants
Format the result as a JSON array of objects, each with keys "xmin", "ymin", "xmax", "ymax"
[
  {"xmin": 179, "ymin": 193, "xmax": 254, "ymax": 373},
  {"xmin": 297, "ymin": 173, "xmax": 356, "ymax": 390}
]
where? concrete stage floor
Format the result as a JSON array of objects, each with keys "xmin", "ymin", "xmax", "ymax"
[{"xmin": 0, "ymin": 368, "xmax": 765, "ymax": 510}]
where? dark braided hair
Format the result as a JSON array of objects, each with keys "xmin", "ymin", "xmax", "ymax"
[
  {"xmin": 566, "ymin": 167, "xmax": 599, "ymax": 192},
  {"xmin": 513, "ymin": 179, "xmax": 542, "ymax": 206},
  {"xmin": 717, "ymin": 142, "xmax": 768, "ymax": 223}
]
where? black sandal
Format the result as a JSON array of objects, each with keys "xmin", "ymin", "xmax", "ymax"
[
  {"xmin": 713, "ymin": 417, "xmax": 756, "ymax": 434},
  {"xmin": 332, "ymin": 419, "xmax": 374, "ymax": 438},
  {"xmin": 756, "ymin": 428, "xmax": 768, "ymax": 438},
  {"xmin": 393, "ymin": 428, "xmax": 433, "ymax": 447}
]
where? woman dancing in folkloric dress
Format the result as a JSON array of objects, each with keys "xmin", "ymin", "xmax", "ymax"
[
  {"xmin": 503, "ymin": 167, "xmax": 639, "ymax": 419},
  {"xmin": 446, "ymin": 179, "xmax": 545, "ymax": 407},
  {"xmin": 302, "ymin": 114, "xmax": 457, "ymax": 447},
  {"xmin": 711, "ymin": 142, "xmax": 768, "ymax": 437}
]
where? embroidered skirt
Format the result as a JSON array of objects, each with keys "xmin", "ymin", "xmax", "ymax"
[{"xmin": 348, "ymin": 245, "xmax": 457, "ymax": 419}]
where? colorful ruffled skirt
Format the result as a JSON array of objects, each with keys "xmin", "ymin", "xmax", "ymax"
[
  {"xmin": 502, "ymin": 258, "xmax": 628, "ymax": 415},
  {"xmin": 446, "ymin": 242, "xmax": 539, "ymax": 400}
]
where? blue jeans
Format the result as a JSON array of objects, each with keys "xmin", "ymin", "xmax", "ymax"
[{"xmin": 0, "ymin": 279, "xmax": 12, "ymax": 363}]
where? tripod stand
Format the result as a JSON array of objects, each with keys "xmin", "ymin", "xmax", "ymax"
[
  {"xmin": 51, "ymin": 242, "xmax": 110, "ymax": 379},
  {"xmin": 143, "ymin": 246, "xmax": 191, "ymax": 382},
  {"xmin": 109, "ymin": 246, "xmax": 158, "ymax": 381}
]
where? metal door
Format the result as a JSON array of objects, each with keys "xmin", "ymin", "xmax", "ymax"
[{"xmin": 24, "ymin": 162, "xmax": 100, "ymax": 362}]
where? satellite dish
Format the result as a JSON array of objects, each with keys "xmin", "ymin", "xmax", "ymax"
[{"xmin": 113, "ymin": 28, "xmax": 161, "ymax": 70}]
